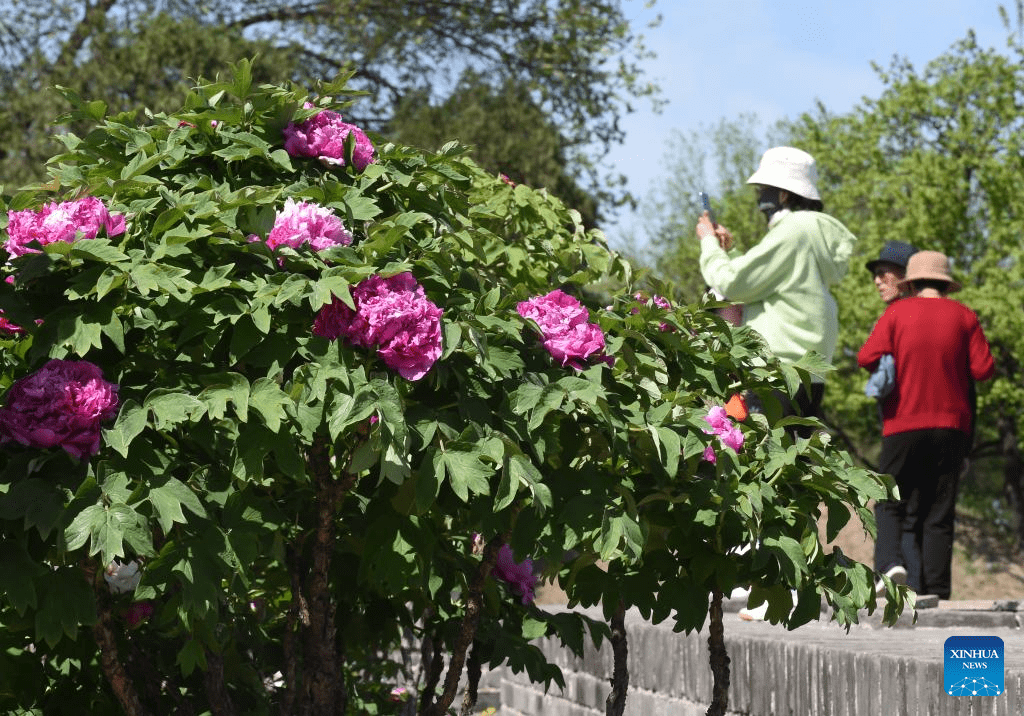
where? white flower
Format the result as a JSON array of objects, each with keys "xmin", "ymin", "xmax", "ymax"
[{"xmin": 104, "ymin": 559, "xmax": 141, "ymax": 594}]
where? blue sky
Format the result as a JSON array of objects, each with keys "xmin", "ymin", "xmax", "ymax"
[{"xmin": 602, "ymin": 0, "xmax": 1010, "ymax": 247}]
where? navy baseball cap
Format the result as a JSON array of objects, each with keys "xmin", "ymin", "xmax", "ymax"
[{"xmin": 866, "ymin": 240, "xmax": 918, "ymax": 272}]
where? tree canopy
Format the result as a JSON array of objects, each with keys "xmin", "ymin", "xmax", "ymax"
[{"xmin": 0, "ymin": 0, "xmax": 662, "ymax": 208}]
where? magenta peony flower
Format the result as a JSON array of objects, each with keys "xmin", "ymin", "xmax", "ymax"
[
  {"xmin": 313, "ymin": 272, "xmax": 443, "ymax": 381},
  {"xmin": 283, "ymin": 106, "xmax": 375, "ymax": 171},
  {"xmin": 492, "ymin": 543, "xmax": 537, "ymax": 605},
  {"xmin": 705, "ymin": 406, "xmax": 732, "ymax": 433},
  {"xmin": 0, "ymin": 312, "xmax": 23, "ymax": 334},
  {"xmin": 0, "ymin": 359, "xmax": 119, "ymax": 458},
  {"xmin": 125, "ymin": 601, "xmax": 154, "ymax": 627},
  {"xmin": 5, "ymin": 196, "xmax": 125, "ymax": 258},
  {"xmin": 703, "ymin": 444, "xmax": 717, "ymax": 464},
  {"xmin": 702, "ymin": 405, "xmax": 744, "ymax": 463},
  {"xmin": 517, "ymin": 289, "xmax": 610, "ymax": 369},
  {"xmin": 542, "ymin": 322, "xmax": 606, "ymax": 367},
  {"xmin": 261, "ymin": 198, "xmax": 352, "ymax": 253}
]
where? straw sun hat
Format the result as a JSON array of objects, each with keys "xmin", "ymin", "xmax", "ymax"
[{"xmin": 897, "ymin": 250, "xmax": 961, "ymax": 293}]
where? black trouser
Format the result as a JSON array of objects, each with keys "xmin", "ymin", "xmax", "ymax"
[{"xmin": 874, "ymin": 428, "xmax": 968, "ymax": 599}]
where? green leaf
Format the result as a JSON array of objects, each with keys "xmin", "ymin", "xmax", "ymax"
[
  {"xmin": 763, "ymin": 535, "xmax": 809, "ymax": 582},
  {"xmin": 70, "ymin": 239, "xmax": 129, "ymax": 263},
  {"xmin": 436, "ymin": 449, "xmax": 493, "ymax": 501},
  {"xmin": 177, "ymin": 639, "xmax": 208, "ymax": 677},
  {"xmin": 198, "ymin": 373, "xmax": 250, "ymax": 422},
  {"xmin": 0, "ymin": 541, "xmax": 45, "ymax": 614},
  {"xmin": 145, "ymin": 390, "xmax": 204, "ymax": 430},
  {"xmin": 0, "ymin": 478, "xmax": 66, "ymax": 539},
  {"xmin": 149, "ymin": 478, "xmax": 207, "ymax": 534},
  {"xmin": 250, "ymin": 378, "xmax": 290, "ymax": 432},
  {"xmin": 34, "ymin": 569, "xmax": 96, "ymax": 648},
  {"xmin": 522, "ymin": 617, "xmax": 548, "ymax": 639},
  {"xmin": 104, "ymin": 399, "xmax": 147, "ymax": 457},
  {"xmin": 65, "ymin": 504, "xmax": 105, "ymax": 552}
]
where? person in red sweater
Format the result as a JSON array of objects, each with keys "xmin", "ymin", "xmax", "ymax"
[{"xmin": 857, "ymin": 251, "xmax": 994, "ymax": 599}]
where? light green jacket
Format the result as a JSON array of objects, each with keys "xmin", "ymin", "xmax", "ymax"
[{"xmin": 699, "ymin": 209, "xmax": 856, "ymax": 374}]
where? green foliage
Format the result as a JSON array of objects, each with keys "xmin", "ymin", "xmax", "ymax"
[{"xmin": 0, "ymin": 62, "xmax": 903, "ymax": 714}]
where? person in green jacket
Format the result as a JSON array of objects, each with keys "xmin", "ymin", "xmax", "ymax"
[{"xmin": 695, "ymin": 146, "xmax": 856, "ymax": 422}]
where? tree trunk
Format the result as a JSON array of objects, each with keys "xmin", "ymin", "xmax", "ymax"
[
  {"xmin": 422, "ymin": 537, "xmax": 502, "ymax": 716},
  {"xmin": 605, "ymin": 600, "xmax": 628, "ymax": 716},
  {"xmin": 93, "ymin": 598, "xmax": 149, "ymax": 716},
  {"xmin": 706, "ymin": 589, "xmax": 730, "ymax": 716}
]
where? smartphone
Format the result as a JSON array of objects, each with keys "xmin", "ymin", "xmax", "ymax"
[{"xmin": 698, "ymin": 191, "xmax": 716, "ymax": 225}]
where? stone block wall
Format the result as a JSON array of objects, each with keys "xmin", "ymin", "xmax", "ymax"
[{"xmin": 492, "ymin": 605, "xmax": 1024, "ymax": 715}]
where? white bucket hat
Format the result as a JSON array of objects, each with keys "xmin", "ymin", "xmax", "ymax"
[{"xmin": 746, "ymin": 146, "xmax": 821, "ymax": 201}]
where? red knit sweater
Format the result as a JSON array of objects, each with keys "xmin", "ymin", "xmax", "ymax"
[{"xmin": 857, "ymin": 296, "xmax": 994, "ymax": 437}]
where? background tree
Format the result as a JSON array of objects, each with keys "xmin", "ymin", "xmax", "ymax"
[
  {"xmin": 624, "ymin": 114, "xmax": 777, "ymax": 301},
  {"xmin": 0, "ymin": 0, "xmax": 662, "ymax": 211},
  {"xmin": 0, "ymin": 13, "xmax": 301, "ymax": 187},
  {"xmin": 388, "ymin": 71, "xmax": 600, "ymax": 227}
]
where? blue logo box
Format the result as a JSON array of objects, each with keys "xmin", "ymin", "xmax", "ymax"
[{"xmin": 944, "ymin": 636, "xmax": 1004, "ymax": 696}]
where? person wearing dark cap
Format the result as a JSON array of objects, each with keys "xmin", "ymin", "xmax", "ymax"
[
  {"xmin": 866, "ymin": 240, "xmax": 918, "ymax": 305},
  {"xmin": 857, "ymin": 251, "xmax": 994, "ymax": 600},
  {"xmin": 862, "ymin": 240, "xmax": 918, "ymax": 593},
  {"xmin": 863, "ymin": 241, "xmax": 919, "ymax": 403}
]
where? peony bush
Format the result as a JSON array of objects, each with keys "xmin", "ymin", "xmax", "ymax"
[{"xmin": 0, "ymin": 63, "xmax": 906, "ymax": 715}]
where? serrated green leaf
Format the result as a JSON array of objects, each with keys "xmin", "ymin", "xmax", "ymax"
[
  {"xmin": 434, "ymin": 449, "xmax": 492, "ymax": 501},
  {"xmin": 250, "ymin": 377, "xmax": 289, "ymax": 432},
  {"xmin": 145, "ymin": 391, "xmax": 204, "ymax": 429},
  {"xmin": 104, "ymin": 399, "xmax": 147, "ymax": 457},
  {"xmin": 149, "ymin": 478, "xmax": 206, "ymax": 534}
]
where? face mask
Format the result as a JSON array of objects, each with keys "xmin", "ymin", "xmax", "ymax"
[{"xmin": 757, "ymin": 186, "xmax": 783, "ymax": 220}]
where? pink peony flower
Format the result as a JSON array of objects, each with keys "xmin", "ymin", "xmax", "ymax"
[
  {"xmin": 492, "ymin": 544, "xmax": 537, "ymax": 605},
  {"xmin": 125, "ymin": 601, "xmax": 154, "ymax": 627},
  {"xmin": 543, "ymin": 322, "xmax": 606, "ymax": 367},
  {"xmin": 517, "ymin": 289, "xmax": 610, "ymax": 369},
  {"xmin": 702, "ymin": 405, "xmax": 744, "ymax": 463},
  {"xmin": 703, "ymin": 444, "xmax": 717, "ymax": 464},
  {"xmin": 5, "ymin": 196, "xmax": 125, "ymax": 258},
  {"xmin": 313, "ymin": 272, "xmax": 442, "ymax": 381},
  {"xmin": 389, "ymin": 686, "xmax": 409, "ymax": 703},
  {"xmin": 283, "ymin": 105, "xmax": 375, "ymax": 171},
  {"xmin": 0, "ymin": 359, "xmax": 119, "ymax": 458},
  {"xmin": 0, "ymin": 312, "xmax": 23, "ymax": 334},
  {"xmin": 260, "ymin": 198, "xmax": 352, "ymax": 253},
  {"xmin": 705, "ymin": 406, "xmax": 732, "ymax": 433}
]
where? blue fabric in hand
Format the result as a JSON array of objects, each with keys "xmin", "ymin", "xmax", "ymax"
[{"xmin": 865, "ymin": 353, "xmax": 895, "ymax": 399}]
